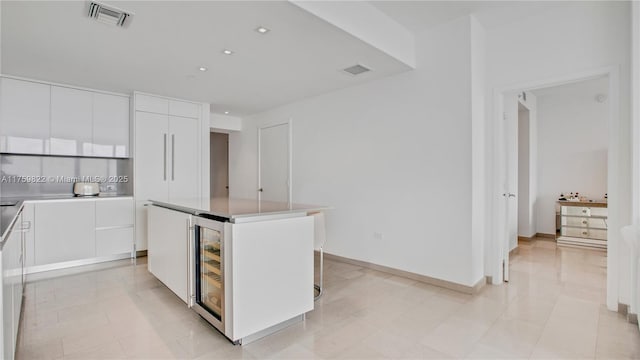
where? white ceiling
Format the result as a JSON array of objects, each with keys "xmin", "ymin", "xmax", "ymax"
[
  {"xmin": 2, "ymin": 1, "xmax": 572, "ymax": 117},
  {"xmin": 370, "ymin": 1, "xmax": 568, "ymax": 32},
  {"xmin": 1, "ymin": 1, "xmax": 412, "ymax": 116}
]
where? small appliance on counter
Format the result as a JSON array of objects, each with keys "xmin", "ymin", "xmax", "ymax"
[{"xmin": 73, "ymin": 182, "xmax": 100, "ymax": 196}]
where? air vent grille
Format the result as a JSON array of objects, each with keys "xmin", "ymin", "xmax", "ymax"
[
  {"xmin": 343, "ymin": 64, "xmax": 371, "ymax": 76},
  {"xmin": 88, "ymin": 2, "xmax": 131, "ymax": 27}
]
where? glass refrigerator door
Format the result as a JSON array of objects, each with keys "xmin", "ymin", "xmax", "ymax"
[{"xmin": 195, "ymin": 225, "xmax": 223, "ymax": 321}]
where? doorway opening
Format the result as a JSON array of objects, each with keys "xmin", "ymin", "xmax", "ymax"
[
  {"xmin": 210, "ymin": 132, "xmax": 229, "ymax": 199},
  {"xmin": 500, "ymin": 74, "xmax": 611, "ymax": 301}
]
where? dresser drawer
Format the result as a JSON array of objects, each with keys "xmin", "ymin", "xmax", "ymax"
[
  {"xmin": 561, "ymin": 217, "xmax": 607, "ymax": 229},
  {"xmin": 561, "ymin": 227, "xmax": 607, "ymax": 240},
  {"xmin": 561, "ymin": 206, "xmax": 607, "ymax": 217}
]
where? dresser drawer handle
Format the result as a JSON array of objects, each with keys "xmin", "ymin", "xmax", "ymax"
[
  {"xmin": 582, "ymin": 210, "xmax": 588, "ymax": 213},
  {"xmin": 582, "ymin": 220, "xmax": 588, "ymax": 225},
  {"xmin": 582, "ymin": 231, "xmax": 588, "ymax": 235}
]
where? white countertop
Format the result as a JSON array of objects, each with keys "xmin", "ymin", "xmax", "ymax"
[{"xmin": 149, "ymin": 197, "xmax": 329, "ymax": 220}]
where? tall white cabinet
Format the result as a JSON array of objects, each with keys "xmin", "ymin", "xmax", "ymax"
[{"xmin": 134, "ymin": 93, "xmax": 204, "ymax": 251}]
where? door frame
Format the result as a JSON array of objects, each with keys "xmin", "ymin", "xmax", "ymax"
[
  {"xmin": 489, "ymin": 66, "xmax": 621, "ymax": 310},
  {"xmin": 257, "ymin": 119, "xmax": 293, "ymax": 205}
]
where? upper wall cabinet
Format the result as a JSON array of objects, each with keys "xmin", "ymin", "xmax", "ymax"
[
  {"xmin": 0, "ymin": 77, "xmax": 130, "ymax": 158},
  {"xmin": 51, "ymin": 86, "xmax": 93, "ymax": 156},
  {"xmin": 93, "ymin": 93, "xmax": 130, "ymax": 157},
  {"xmin": 0, "ymin": 78, "xmax": 51, "ymax": 154}
]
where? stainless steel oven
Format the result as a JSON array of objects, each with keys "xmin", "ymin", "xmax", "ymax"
[{"xmin": 189, "ymin": 215, "xmax": 226, "ymax": 333}]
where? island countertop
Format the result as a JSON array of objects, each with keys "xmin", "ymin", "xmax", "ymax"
[
  {"xmin": 149, "ymin": 197, "xmax": 328, "ymax": 221},
  {"xmin": 0, "ymin": 200, "xmax": 24, "ymax": 246}
]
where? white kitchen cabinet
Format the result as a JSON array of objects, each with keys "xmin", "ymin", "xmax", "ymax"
[
  {"xmin": 147, "ymin": 205, "xmax": 190, "ymax": 303},
  {"xmin": 136, "ymin": 94, "xmax": 169, "ymax": 114},
  {"xmin": 96, "ymin": 228, "xmax": 133, "ymax": 257},
  {"xmin": 134, "ymin": 93, "xmax": 203, "ymax": 251},
  {"xmin": 93, "ymin": 93, "xmax": 130, "ymax": 158},
  {"xmin": 34, "ymin": 201, "xmax": 96, "ymax": 265},
  {"xmin": 1, "ymin": 209, "xmax": 24, "ymax": 360},
  {"xmin": 95, "ymin": 198, "xmax": 134, "ymax": 257},
  {"xmin": 95, "ymin": 198, "xmax": 134, "ymax": 228},
  {"xmin": 169, "ymin": 100, "xmax": 200, "ymax": 119},
  {"xmin": 21, "ymin": 203, "xmax": 34, "ymax": 268},
  {"xmin": 50, "ymin": 86, "xmax": 93, "ymax": 156},
  {"xmin": 0, "ymin": 78, "xmax": 51, "ymax": 154},
  {"xmin": 168, "ymin": 116, "xmax": 201, "ymax": 208},
  {"xmin": 24, "ymin": 198, "xmax": 133, "ymax": 273},
  {"xmin": 134, "ymin": 111, "xmax": 170, "ymax": 202},
  {"xmin": 0, "ymin": 77, "xmax": 130, "ymax": 158}
]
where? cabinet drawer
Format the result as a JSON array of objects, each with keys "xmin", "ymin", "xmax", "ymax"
[
  {"xmin": 561, "ymin": 206, "xmax": 608, "ymax": 217},
  {"xmin": 136, "ymin": 94, "xmax": 169, "ymax": 114},
  {"xmin": 169, "ymin": 100, "xmax": 199, "ymax": 118},
  {"xmin": 96, "ymin": 228, "xmax": 133, "ymax": 256},
  {"xmin": 96, "ymin": 198, "xmax": 134, "ymax": 228},
  {"xmin": 561, "ymin": 227, "xmax": 607, "ymax": 240},
  {"xmin": 561, "ymin": 217, "xmax": 607, "ymax": 229}
]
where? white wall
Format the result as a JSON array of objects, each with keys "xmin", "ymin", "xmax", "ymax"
[
  {"xmin": 485, "ymin": 2, "xmax": 630, "ymax": 305},
  {"xmin": 518, "ymin": 107, "xmax": 531, "ymax": 236},
  {"xmin": 535, "ymin": 77, "xmax": 609, "ymax": 235},
  {"xmin": 210, "ymin": 113, "xmax": 242, "ymax": 133},
  {"xmin": 516, "ymin": 92, "xmax": 538, "ymax": 239},
  {"xmin": 231, "ymin": 16, "xmax": 486, "ymax": 287}
]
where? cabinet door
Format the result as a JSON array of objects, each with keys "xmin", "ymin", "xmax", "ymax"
[
  {"xmin": 96, "ymin": 198, "xmax": 134, "ymax": 228},
  {"xmin": 21, "ymin": 203, "xmax": 35, "ymax": 268},
  {"xmin": 34, "ymin": 201, "xmax": 96, "ymax": 265},
  {"xmin": 135, "ymin": 94, "xmax": 168, "ymax": 114},
  {"xmin": 135, "ymin": 201, "xmax": 148, "ymax": 252},
  {"xmin": 134, "ymin": 111, "xmax": 169, "ymax": 201},
  {"xmin": 2, "ymin": 233, "xmax": 15, "ymax": 360},
  {"xmin": 93, "ymin": 93, "xmax": 130, "ymax": 158},
  {"xmin": 96, "ymin": 228, "xmax": 133, "ymax": 256},
  {"xmin": 169, "ymin": 100, "xmax": 199, "ymax": 119},
  {"xmin": 11, "ymin": 213, "xmax": 22, "ymax": 350},
  {"xmin": 168, "ymin": 116, "xmax": 200, "ymax": 208},
  {"xmin": 147, "ymin": 205, "xmax": 190, "ymax": 303},
  {"xmin": 0, "ymin": 78, "xmax": 51, "ymax": 154},
  {"xmin": 50, "ymin": 86, "xmax": 93, "ymax": 156}
]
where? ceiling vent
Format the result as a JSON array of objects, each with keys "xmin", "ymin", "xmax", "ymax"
[
  {"xmin": 88, "ymin": 1, "xmax": 132, "ymax": 27},
  {"xmin": 343, "ymin": 64, "xmax": 371, "ymax": 76}
]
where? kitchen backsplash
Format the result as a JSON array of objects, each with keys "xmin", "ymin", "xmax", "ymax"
[{"xmin": 0, "ymin": 154, "xmax": 132, "ymax": 197}]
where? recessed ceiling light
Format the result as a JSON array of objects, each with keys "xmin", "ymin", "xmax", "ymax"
[
  {"xmin": 256, "ymin": 26, "xmax": 270, "ymax": 34},
  {"xmin": 222, "ymin": 49, "xmax": 234, "ymax": 55},
  {"xmin": 224, "ymin": 111, "xmax": 229, "ymax": 115},
  {"xmin": 199, "ymin": 67, "xmax": 207, "ymax": 72}
]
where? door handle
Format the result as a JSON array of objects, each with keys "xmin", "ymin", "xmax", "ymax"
[
  {"xmin": 187, "ymin": 217, "xmax": 195, "ymax": 308},
  {"xmin": 258, "ymin": 188, "xmax": 263, "ymax": 192},
  {"xmin": 171, "ymin": 134, "xmax": 175, "ymax": 181},
  {"xmin": 163, "ymin": 134, "xmax": 167, "ymax": 181}
]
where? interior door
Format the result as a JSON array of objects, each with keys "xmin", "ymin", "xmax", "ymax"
[
  {"xmin": 210, "ymin": 132, "xmax": 229, "ymax": 199},
  {"xmin": 259, "ymin": 123, "xmax": 290, "ymax": 203},
  {"xmin": 169, "ymin": 115, "xmax": 200, "ymax": 208},
  {"xmin": 503, "ymin": 93, "xmax": 520, "ymax": 282}
]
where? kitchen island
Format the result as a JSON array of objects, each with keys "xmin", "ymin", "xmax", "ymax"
[{"xmin": 146, "ymin": 197, "xmax": 327, "ymax": 345}]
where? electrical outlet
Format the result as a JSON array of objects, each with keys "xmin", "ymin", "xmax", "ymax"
[{"xmin": 373, "ymin": 232, "xmax": 383, "ymax": 240}]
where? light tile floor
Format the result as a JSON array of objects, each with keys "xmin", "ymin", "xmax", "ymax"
[{"xmin": 16, "ymin": 238, "xmax": 640, "ymax": 359}]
